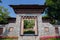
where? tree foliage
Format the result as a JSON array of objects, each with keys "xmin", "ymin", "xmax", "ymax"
[
  {"xmin": 0, "ymin": 0, "xmax": 2, "ymax": 2},
  {"xmin": 0, "ymin": 6, "xmax": 10, "ymax": 24},
  {"xmin": 24, "ymin": 20, "xmax": 35, "ymax": 29},
  {"xmin": 45, "ymin": 0, "xmax": 60, "ymax": 24},
  {"xmin": 0, "ymin": 0, "xmax": 10, "ymax": 24}
]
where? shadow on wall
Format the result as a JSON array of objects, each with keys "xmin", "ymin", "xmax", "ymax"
[{"xmin": 3, "ymin": 27, "xmax": 10, "ymax": 36}]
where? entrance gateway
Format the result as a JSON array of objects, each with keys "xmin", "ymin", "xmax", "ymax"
[{"xmin": 10, "ymin": 5, "xmax": 46, "ymax": 40}]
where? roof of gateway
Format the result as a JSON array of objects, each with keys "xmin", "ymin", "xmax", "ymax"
[
  {"xmin": 8, "ymin": 17, "xmax": 16, "ymax": 23},
  {"xmin": 10, "ymin": 4, "xmax": 46, "ymax": 9},
  {"xmin": 10, "ymin": 4, "xmax": 47, "ymax": 14},
  {"xmin": 8, "ymin": 17, "xmax": 51, "ymax": 23}
]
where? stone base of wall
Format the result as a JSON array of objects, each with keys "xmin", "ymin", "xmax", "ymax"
[
  {"xmin": 0, "ymin": 36, "xmax": 18, "ymax": 39},
  {"xmin": 0, "ymin": 36, "xmax": 18, "ymax": 40}
]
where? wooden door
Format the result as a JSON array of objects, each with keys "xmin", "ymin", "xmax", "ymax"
[
  {"xmin": 55, "ymin": 27, "xmax": 59, "ymax": 35},
  {"xmin": 0, "ymin": 28, "xmax": 3, "ymax": 35}
]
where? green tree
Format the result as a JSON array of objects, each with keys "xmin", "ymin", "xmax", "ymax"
[
  {"xmin": 0, "ymin": 0, "xmax": 2, "ymax": 2},
  {"xmin": 0, "ymin": 0, "xmax": 10, "ymax": 24},
  {"xmin": 24, "ymin": 20, "xmax": 35, "ymax": 29},
  {"xmin": 45, "ymin": 0, "xmax": 60, "ymax": 24},
  {"xmin": 0, "ymin": 6, "xmax": 10, "ymax": 24}
]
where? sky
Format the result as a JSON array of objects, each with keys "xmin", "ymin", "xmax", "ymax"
[{"xmin": 0, "ymin": 0, "xmax": 45, "ymax": 17}]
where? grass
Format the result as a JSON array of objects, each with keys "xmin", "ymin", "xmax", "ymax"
[
  {"xmin": 40, "ymin": 36, "xmax": 60, "ymax": 40},
  {"xmin": 48, "ymin": 38, "xmax": 60, "ymax": 40},
  {"xmin": 40, "ymin": 38, "xmax": 60, "ymax": 40},
  {"xmin": 0, "ymin": 38, "xmax": 13, "ymax": 40}
]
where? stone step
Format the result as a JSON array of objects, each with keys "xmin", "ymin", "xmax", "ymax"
[{"xmin": 18, "ymin": 36, "xmax": 37, "ymax": 40}]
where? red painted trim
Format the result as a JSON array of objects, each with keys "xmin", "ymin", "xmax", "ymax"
[{"xmin": 40, "ymin": 36, "xmax": 60, "ymax": 38}]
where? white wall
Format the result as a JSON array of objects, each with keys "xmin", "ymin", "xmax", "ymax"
[
  {"xmin": 16, "ymin": 14, "xmax": 42, "ymax": 40},
  {"xmin": 0, "ymin": 13, "xmax": 60, "ymax": 40}
]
